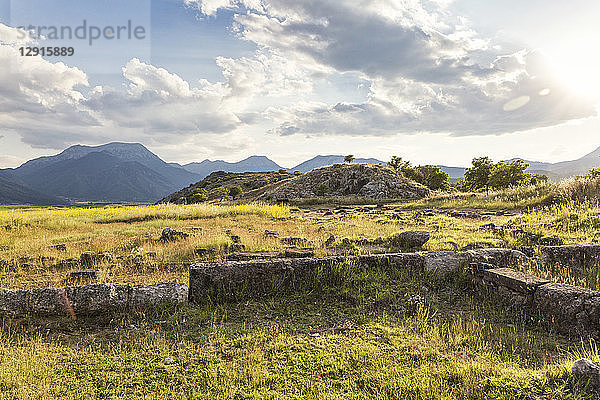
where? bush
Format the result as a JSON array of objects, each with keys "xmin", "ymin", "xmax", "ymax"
[
  {"xmin": 229, "ymin": 186, "xmax": 243, "ymax": 199},
  {"xmin": 559, "ymin": 178, "xmax": 600, "ymax": 203},
  {"xmin": 188, "ymin": 188, "xmax": 208, "ymax": 203},
  {"xmin": 315, "ymin": 183, "xmax": 330, "ymax": 196}
]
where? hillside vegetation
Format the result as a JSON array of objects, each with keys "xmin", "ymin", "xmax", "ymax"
[{"xmin": 159, "ymin": 171, "xmax": 296, "ymax": 204}]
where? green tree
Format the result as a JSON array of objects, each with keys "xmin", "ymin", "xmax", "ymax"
[
  {"xmin": 388, "ymin": 156, "xmax": 410, "ymax": 172},
  {"xmin": 229, "ymin": 186, "xmax": 243, "ymax": 199},
  {"xmin": 488, "ymin": 160, "xmax": 529, "ymax": 190},
  {"xmin": 344, "ymin": 155, "xmax": 355, "ymax": 163},
  {"xmin": 414, "ymin": 165, "xmax": 449, "ymax": 191},
  {"xmin": 388, "ymin": 156, "xmax": 449, "ymax": 191},
  {"xmin": 189, "ymin": 188, "xmax": 208, "ymax": 203},
  {"xmin": 464, "ymin": 157, "xmax": 494, "ymax": 192},
  {"xmin": 214, "ymin": 187, "xmax": 230, "ymax": 200},
  {"xmin": 523, "ymin": 173, "xmax": 549, "ymax": 185}
]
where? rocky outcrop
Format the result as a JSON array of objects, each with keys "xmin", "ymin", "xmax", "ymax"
[{"xmin": 260, "ymin": 163, "xmax": 429, "ymax": 201}]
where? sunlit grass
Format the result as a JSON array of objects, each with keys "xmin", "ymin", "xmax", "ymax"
[
  {"xmin": 404, "ymin": 183, "xmax": 557, "ymax": 210},
  {"xmin": 0, "ymin": 264, "xmax": 592, "ymax": 399}
]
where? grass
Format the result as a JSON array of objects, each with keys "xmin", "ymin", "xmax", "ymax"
[
  {"xmin": 403, "ymin": 183, "xmax": 558, "ymax": 211},
  {"xmin": 0, "ymin": 262, "xmax": 595, "ymax": 399},
  {"xmin": 2, "ymin": 201, "xmax": 600, "ymax": 397},
  {"xmin": 0, "ymin": 203, "xmax": 511, "ymax": 290},
  {"xmin": 3, "ymin": 200, "xmax": 600, "ymax": 290}
]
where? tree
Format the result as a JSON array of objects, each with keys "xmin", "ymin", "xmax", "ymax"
[
  {"xmin": 464, "ymin": 157, "xmax": 494, "ymax": 192},
  {"xmin": 414, "ymin": 165, "xmax": 449, "ymax": 191},
  {"xmin": 229, "ymin": 186, "xmax": 243, "ymax": 199},
  {"xmin": 214, "ymin": 187, "xmax": 230, "ymax": 200},
  {"xmin": 463, "ymin": 157, "xmax": 541, "ymax": 191},
  {"xmin": 388, "ymin": 156, "xmax": 450, "ymax": 190},
  {"xmin": 388, "ymin": 156, "xmax": 449, "ymax": 191},
  {"xmin": 488, "ymin": 160, "xmax": 529, "ymax": 190},
  {"xmin": 344, "ymin": 155, "xmax": 355, "ymax": 163},
  {"xmin": 523, "ymin": 173, "xmax": 548, "ymax": 185},
  {"xmin": 388, "ymin": 156, "xmax": 410, "ymax": 172},
  {"xmin": 189, "ymin": 188, "xmax": 208, "ymax": 203}
]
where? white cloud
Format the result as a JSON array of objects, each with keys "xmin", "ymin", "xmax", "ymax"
[
  {"xmin": 188, "ymin": 0, "xmax": 597, "ymax": 137},
  {"xmin": 0, "ymin": 24, "xmax": 262, "ymax": 150},
  {"xmin": 84, "ymin": 58, "xmax": 242, "ymax": 135}
]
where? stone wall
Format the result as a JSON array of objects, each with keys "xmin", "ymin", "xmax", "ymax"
[
  {"xmin": 4, "ymin": 243, "xmax": 600, "ymax": 331},
  {"xmin": 189, "ymin": 248, "xmax": 528, "ymax": 303},
  {"xmin": 474, "ymin": 265, "xmax": 600, "ymax": 336},
  {"xmin": 0, "ymin": 282, "xmax": 187, "ymax": 318}
]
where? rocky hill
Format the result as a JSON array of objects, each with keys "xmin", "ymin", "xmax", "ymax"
[
  {"xmin": 260, "ymin": 163, "xmax": 429, "ymax": 201},
  {"xmin": 159, "ymin": 171, "xmax": 296, "ymax": 204}
]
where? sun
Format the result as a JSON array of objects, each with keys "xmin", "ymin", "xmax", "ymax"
[{"xmin": 546, "ymin": 41, "xmax": 600, "ymax": 100}]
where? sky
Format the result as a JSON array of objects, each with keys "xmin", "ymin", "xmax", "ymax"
[{"xmin": 0, "ymin": 0, "xmax": 599, "ymax": 168}]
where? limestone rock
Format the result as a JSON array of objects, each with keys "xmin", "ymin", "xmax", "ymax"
[
  {"xmin": 259, "ymin": 163, "xmax": 429, "ymax": 201},
  {"xmin": 389, "ymin": 231, "xmax": 430, "ymax": 249},
  {"xmin": 161, "ymin": 227, "xmax": 189, "ymax": 241},
  {"xmin": 572, "ymin": 358, "xmax": 600, "ymax": 390},
  {"xmin": 129, "ymin": 283, "xmax": 188, "ymax": 307}
]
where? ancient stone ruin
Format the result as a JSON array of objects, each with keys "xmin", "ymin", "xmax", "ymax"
[{"xmin": 3, "ymin": 237, "xmax": 600, "ymax": 342}]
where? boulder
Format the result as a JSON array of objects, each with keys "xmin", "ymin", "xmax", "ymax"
[
  {"xmin": 389, "ymin": 231, "xmax": 430, "ymax": 249},
  {"xmin": 539, "ymin": 244, "xmax": 600, "ymax": 269},
  {"xmin": 161, "ymin": 227, "xmax": 189, "ymax": 241},
  {"xmin": 572, "ymin": 359, "xmax": 600, "ymax": 390}
]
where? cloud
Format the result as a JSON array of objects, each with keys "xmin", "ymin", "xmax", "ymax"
[
  {"xmin": 0, "ymin": 24, "xmax": 261, "ymax": 149},
  {"xmin": 0, "ymin": 154, "xmax": 25, "ymax": 168},
  {"xmin": 84, "ymin": 58, "xmax": 242, "ymax": 136},
  {"xmin": 188, "ymin": 0, "xmax": 597, "ymax": 137}
]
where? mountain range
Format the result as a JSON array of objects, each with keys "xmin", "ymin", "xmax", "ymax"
[{"xmin": 1, "ymin": 142, "xmax": 600, "ymax": 205}]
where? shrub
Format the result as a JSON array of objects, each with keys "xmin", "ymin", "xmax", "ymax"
[
  {"xmin": 229, "ymin": 186, "xmax": 243, "ymax": 199},
  {"xmin": 315, "ymin": 183, "xmax": 330, "ymax": 196},
  {"xmin": 188, "ymin": 188, "xmax": 208, "ymax": 203}
]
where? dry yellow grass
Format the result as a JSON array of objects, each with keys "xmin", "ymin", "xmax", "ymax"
[{"xmin": 0, "ymin": 203, "xmax": 508, "ymax": 290}]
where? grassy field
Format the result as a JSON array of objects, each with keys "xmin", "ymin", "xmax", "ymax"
[
  {"xmin": 0, "ymin": 262, "xmax": 597, "ymax": 399},
  {"xmin": 2, "ymin": 198, "xmax": 600, "ymax": 398},
  {"xmin": 2, "ymin": 198, "xmax": 600, "ymax": 290},
  {"xmin": 0, "ymin": 202, "xmax": 509, "ymax": 290}
]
